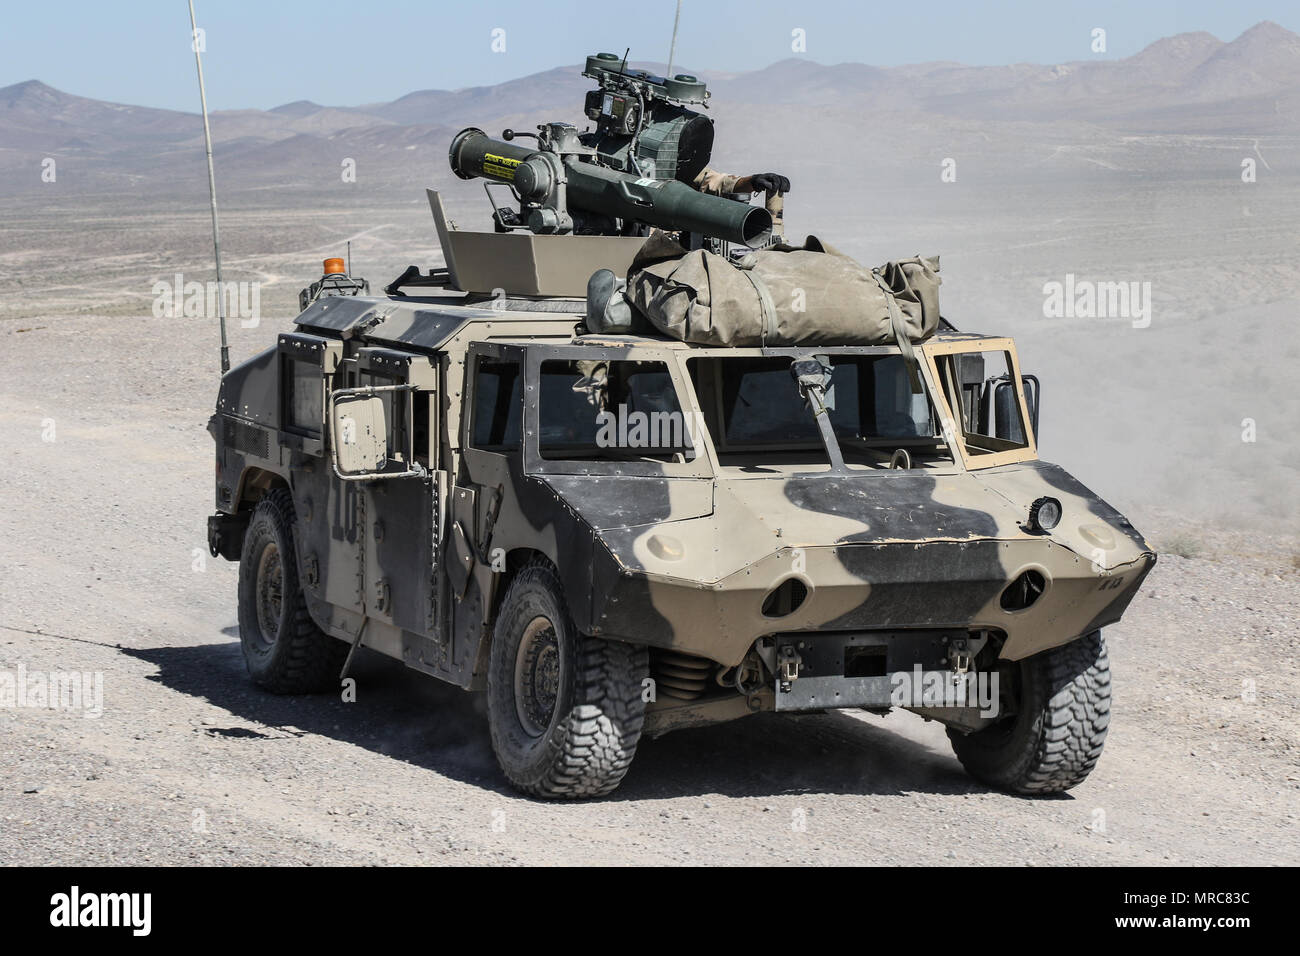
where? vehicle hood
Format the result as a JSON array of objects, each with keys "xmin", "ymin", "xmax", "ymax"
[{"xmin": 547, "ymin": 462, "xmax": 1153, "ymax": 584}]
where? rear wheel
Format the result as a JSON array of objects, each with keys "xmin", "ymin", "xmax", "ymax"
[
  {"xmin": 947, "ymin": 630, "xmax": 1110, "ymax": 794},
  {"xmin": 487, "ymin": 560, "xmax": 648, "ymax": 798},
  {"xmin": 237, "ymin": 489, "xmax": 347, "ymax": 694}
]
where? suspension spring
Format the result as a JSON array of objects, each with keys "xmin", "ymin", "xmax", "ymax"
[{"xmin": 652, "ymin": 650, "xmax": 714, "ymax": 701}]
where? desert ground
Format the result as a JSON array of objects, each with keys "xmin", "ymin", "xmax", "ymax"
[{"xmin": 1, "ymin": 31, "xmax": 1298, "ymax": 863}]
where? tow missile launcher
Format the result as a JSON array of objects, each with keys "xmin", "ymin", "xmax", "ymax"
[
  {"xmin": 448, "ymin": 53, "xmax": 771, "ymax": 248},
  {"xmin": 448, "ymin": 125, "xmax": 770, "ymax": 247}
]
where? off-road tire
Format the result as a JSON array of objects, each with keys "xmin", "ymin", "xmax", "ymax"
[
  {"xmin": 237, "ymin": 488, "xmax": 347, "ymax": 694},
  {"xmin": 487, "ymin": 560, "xmax": 648, "ymax": 798},
  {"xmin": 947, "ymin": 630, "xmax": 1110, "ymax": 794}
]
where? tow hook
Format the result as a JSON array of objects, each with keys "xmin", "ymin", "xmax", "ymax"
[
  {"xmin": 949, "ymin": 638, "xmax": 973, "ymax": 676},
  {"xmin": 777, "ymin": 645, "xmax": 802, "ymax": 692},
  {"xmin": 947, "ymin": 633, "xmax": 989, "ymax": 696},
  {"xmin": 944, "ymin": 640, "xmax": 971, "ymax": 700}
]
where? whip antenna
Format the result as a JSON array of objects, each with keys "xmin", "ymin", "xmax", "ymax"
[
  {"xmin": 666, "ymin": 0, "xmax": 682, "ymax": 77},
  {"xmin": 188, "ymin": 0, "xmax": 230, "ymax": 374}
]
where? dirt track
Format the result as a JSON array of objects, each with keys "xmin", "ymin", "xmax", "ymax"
[{"xmin": 1, "ymin": 311, "xmax": 1297, "ymax": 866}]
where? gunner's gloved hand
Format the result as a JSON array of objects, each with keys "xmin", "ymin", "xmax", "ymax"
[{"xmin": 749, "ymin": 172, "xmax": 791, "ymax": 194}]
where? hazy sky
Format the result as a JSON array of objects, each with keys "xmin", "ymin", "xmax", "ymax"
[{"xmin": 1, "ymin": 0, "xmax": 1295, "ymax": 112}]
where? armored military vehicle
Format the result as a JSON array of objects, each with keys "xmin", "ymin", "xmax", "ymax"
[{"xmin": 207, "ymin": 55, "xmax": 1155, "ymax": 798}]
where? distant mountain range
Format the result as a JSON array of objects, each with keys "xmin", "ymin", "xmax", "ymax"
[{"xmin": 3, "ymin": 20, "xmax": 1297, "ymax": 198}]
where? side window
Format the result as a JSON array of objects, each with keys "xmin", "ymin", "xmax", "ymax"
[
  {"xmin": 412, "ymin": 390, "xmax": 431, "ymax": 467},
  {"xmin": 471, "ymin": 358, "xmax": 522, "ymax": 451},
  {"xmin": 940, "ymin": 350, "xmax": 1029, "ymax": 455},
  {"xmin": 969, "ymin": 350, "xmax": 1028, "ymax": 449},
  {"xmin": 284, "ymin": 358, "xmax": 323, "ymax": 436}
]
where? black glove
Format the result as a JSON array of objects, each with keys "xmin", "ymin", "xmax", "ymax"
[{"xmin": 749, "ymin": 172, "xmax": 790, "ymax": 194}]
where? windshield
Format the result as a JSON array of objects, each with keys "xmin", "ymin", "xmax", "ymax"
[
  {"xmin": 687, "ymin": 353, "xmax": 949, "ymax": 471},
  {"xmin": 537, "ymin": 358, "xmax": 698, "ymax": 463}
]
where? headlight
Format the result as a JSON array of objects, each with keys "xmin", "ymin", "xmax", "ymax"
[{"xmin": 1028, "ymin": 496, "xmax": 1062, "ymax": 532}]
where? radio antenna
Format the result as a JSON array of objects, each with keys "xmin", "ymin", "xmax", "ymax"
[
  {"xmin": 666, "ymin": 0, "xmax": 682, "ymax": 77},
  {"xmin": 188, "ymin": 0, "xmax": 230, "ymax": 374}
]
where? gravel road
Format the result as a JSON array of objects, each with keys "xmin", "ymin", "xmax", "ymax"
[{"xmin": 1, "ymin": 314, "xmax": 1297, "ymax": 866}]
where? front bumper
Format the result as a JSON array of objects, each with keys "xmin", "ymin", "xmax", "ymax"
[{"xmin": 596, "ymin": 538, "xmax": 1156, "ymax": 666}]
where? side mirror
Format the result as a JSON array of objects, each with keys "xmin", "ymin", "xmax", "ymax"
[
  {"xmin": 989, "ymin": 374, "xmax": 1040, "ymax": 444},
  {"xmin": 331, "ymin": 393, "xmax": 389, "ymax": 477},
  {"xmin": 328, "ymin": 383, "xmax": 427, "ymax": 481},
  {"xmin": 1021, "ymin": 374, "xmax": 1040, "ymax": 440}
]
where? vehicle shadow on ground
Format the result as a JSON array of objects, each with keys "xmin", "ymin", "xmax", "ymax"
[
  {"xmin": 128, "ymin": 634, "xmax": 1000, "ymax": 802},
  {"xmin": 619, "ymin": 713, "xmax": 983, "ymax": 802}
]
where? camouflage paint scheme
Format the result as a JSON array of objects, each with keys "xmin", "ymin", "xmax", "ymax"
[{"xmin": 208, "ymin": 290, "xmax": 1155, "ymax": 733}]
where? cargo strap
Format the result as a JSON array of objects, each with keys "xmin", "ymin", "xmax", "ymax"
[
  {"xmin": 737, "ymin": 262, "xmax": 779, "ymax": 346},
  {"xmin": 873, "ymin": 270, "xmax": 924, "ymax": 393}
]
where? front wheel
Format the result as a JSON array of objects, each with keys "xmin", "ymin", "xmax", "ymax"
[
  {"xmin": 237, "ymin": 489, "xmax": 347, "ymax": 694},
  {"xmin": 487, "ymin": 560, "xmax": 648, "ymax": 798},
  {"xmin": 947, "ymin": 630, "xmax": 1111, "ymax": 794}
]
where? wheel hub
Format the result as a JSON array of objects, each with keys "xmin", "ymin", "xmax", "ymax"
[
  {"xmin": 254, "ymin": 542, "xmax": 283, "ymax": 645},
  {"xmin": 514, "ymin": 616, "xmax": 561, "ymax": 737}
]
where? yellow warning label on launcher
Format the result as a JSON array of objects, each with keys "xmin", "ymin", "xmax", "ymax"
[{"xmin": 484, "ymin": 154, "xmax": 520, "ymax": 180}]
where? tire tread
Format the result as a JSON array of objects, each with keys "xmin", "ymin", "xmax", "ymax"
[
  {"xmin": 948, "ymin": 631, "xmax": 1110, "ymax": 795},
  {"xmin": 488, "ymin": 559, "xmax": 648, "ymax": 799}
]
